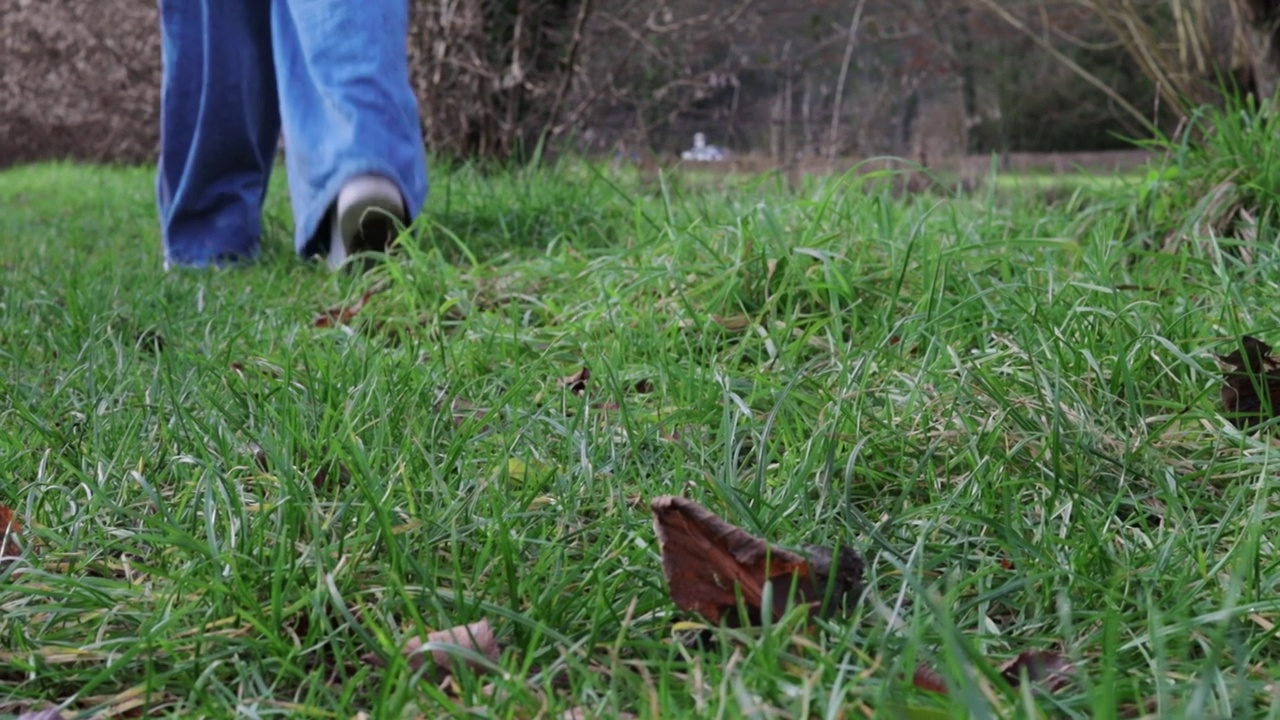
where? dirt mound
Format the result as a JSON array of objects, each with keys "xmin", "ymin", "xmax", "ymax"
[{"xmin": 1, "ymin": 2, "xmax": 161, "ymax": 167}]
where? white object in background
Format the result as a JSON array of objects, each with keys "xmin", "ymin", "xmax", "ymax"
[{"xmin": 681, "ymin": 132, "xmax": 728, "ymax": 162}]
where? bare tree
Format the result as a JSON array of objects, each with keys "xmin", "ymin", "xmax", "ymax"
[{"xmin": 1236, "ymin": 0, "xmax": 1280, "ymax": 101}]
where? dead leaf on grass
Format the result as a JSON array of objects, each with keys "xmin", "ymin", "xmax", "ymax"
[
  {"xmin": 135, "ymin": 327, "xmax": 166, "ymax": 354},
  {"xmin": 558, "ymin": 365, "xmax": 591, "ymax": 395},
  {"xmin": 1218, "ymin": 335, "xmax": 1280, "ymax": 431},
  {"xmin": 309, "ymin": 461, "xmax": 352, "ymax": 490},
  {"xmin": 1161, "ymin": 177, "xmax": 1241, "ymax": 257},
  {"xmin": 364, "ymin": 619, "xmax": 500, "ymax": 680},
  {"xmin": 999, "ymin": 649, "xmax": 1072, "ymax": 692},
  {"xmin": 312, "ymin": 281, "xmax": 390, "ymax": 328},
  {"xmin": 711, "ymin": 314, "xmax": 752, "ymax": 332},
  {"xmin": 81, "ymin": 685, "xmax": 175, "ymax": 717},
  {"xmin": 1238, "ymin": 208, "xmax": 1258, "ymax": 265},
  {"xmin": 246, "ymin": 442, "xmax": 351, "ymax": 490},
  {"xmin": 247, "ymin": 442, "xmax": 270, "ymax": 472},
  {"xmin": 1, "ymin": 504, "xmax": 23, "ymax": 566},
  {"xmin": 911, "ymin": 663, "xmax": 948, "ymax": 694},
  {"xmin": 913, "ymin": 649, "xmax": 1072, "ymax": 696},
  {"xmin": 435, "ymin": 393, "xmax": 490, "ymax": 429},
  {"xmin": 650, "ymin": 495, "xmax": 863, "ymax": 626}
]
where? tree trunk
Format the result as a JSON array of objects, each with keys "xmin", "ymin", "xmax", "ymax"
[
  {"xmin": 953, "ymin": 3, "xmax": 979, "ymax": 154},
  {"xmin": 1238, "ymin": 0, "xmax": 1280, "ymax": 102}
]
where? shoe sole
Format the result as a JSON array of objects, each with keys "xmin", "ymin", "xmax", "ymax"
[{"xmin": 329, "ymin": 186, "xmax": 405, "ymax": 271}]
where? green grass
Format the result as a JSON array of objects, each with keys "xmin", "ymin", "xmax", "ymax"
[
  {"xmin": 3, "ymin": 152, "xmax": 1280, "ymax": 719},
  {"xmin": 990, "ymin": 172, "xmax": 1144, "ymax": 192}
]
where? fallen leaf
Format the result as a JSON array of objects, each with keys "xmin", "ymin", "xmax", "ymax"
[
  {"xmin": 558, "ymin": 365, "xmax": 591, "ymax": 395},
  {"xmin": 998, "ymin": 649, "xmax": 1072, "ymax": 692},
  {"xmin": 913, "ymin": 649, "xmax": 1072, "ymax": 697},
  {"xmin": 248, "ymin": 442, "xmax": 270, "ymax": 472},
  {"xmin": 911, "ymin": 664, "xmax": 947, "ymax": 694},
  {"xmin": 1250, "ymin": 612, "xmax": 1280, "ymax": 638},
  {"xmin": 650, "ymin": 495, "xmax": 863, "ymax": 626},
  {"xmin": 312, "ymin": 281, "xmax": 390, "ymax": 328},
  {"xmin": 436, "ymin": 394, "xmax": 490, "ymax": 429},
  {"xmin": 1238, "ymin": 208, "xmax": 1258, "ymax": 265},
  {"xmin": 365, "ymin": 620, "xmax": 500, "ymax": 679},
  {"xmin": 1218, "ymin": 335, "xmax": 1280, "ymax": 431},
  {"xmin": 135, "ymin": 328, "xmax": 165, "ymax": 353},
  {"xmin": 0, "ymin": 504, "xmax": 22, "ymax": 565},
  {"xmin": 313, "ymin": 299, "xmax": 363, "ymax": 328},
  {"xmin": 246, "ymin": 443, "xmax": 350, "ymax": 490},
  {"xmin": 310, "ymin": 461, "xmax": 352, "ymax": 490},
  {"xmin": 711, "ymin": 314, "xmax": 752, "ymax": 332}
]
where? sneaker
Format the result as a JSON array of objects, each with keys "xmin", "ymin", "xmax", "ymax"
[{"xmin": 328, "ymin": 174, "xmax": 406, "ymax": 270}]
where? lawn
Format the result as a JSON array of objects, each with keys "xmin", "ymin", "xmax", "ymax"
[{"xmin": 1, "ymin": 155, "xmax": 1280, "ymax": 719}]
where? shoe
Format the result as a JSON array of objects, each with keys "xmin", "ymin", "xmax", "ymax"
[{"xmin": 328, "ymin": 174, "xmax": 406, "ymax": 270}]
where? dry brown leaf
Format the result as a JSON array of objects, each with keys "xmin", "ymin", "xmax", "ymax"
[
  {"xmin": 312, "ymin": 281, "xmax": 390, "ymax": 328},
  {"xmin": 650, "ymin": 495, "xmax": 863, "ymax": 626},
  {"xmin": 78, "ymin": 685, "xmax": 175, "ymax": 717},
  {"xmin": 135, "ymin": 328, "xmax": 165, "ymax": 354},
  {"xmin": 229, "ymin": 360, "xmax": 284, "ymax": 380},
  {"xmin": 998, "ymin": 649, "xmax": 1072, "ymax": 692},
  {"xmin": 365, "ymin": 619, "xmax": 500, "ymax": 680},
  {"xmin": 912, "ymin": 649, "xmax": 1071, "ymax": 696},
  {"xmin": 438, "ymin": 395, "xmax": 490, "ymax": 429},
  {"xmin": 313, "ymin": 300, "xmax": 362, "ymax": 328},
  {"xmin": 246, "ymin": 443, "xmax": 351, "ymax": 490},
  {"xmin": 1, "ymin": 504, "xmax": 23, "ymax": 565},
  {"xmin": 711, "ymin": 314, "xmax": 752, "ymax": 331},
  {"xmin": 309, "ymin": 462, "xmax": 352, "ymax": 491},
  {"xmin": 558, "ymin": 365, "xmax": 591, "ymax": 395},
  {"xmin": 247, "ymin": 442, "xmax": 270, "ymax": 472},
  {"xmin": 911, "ymin": 663, "xmax": 947, "ymax": 694},
  {"xmin": 1218, "ymin": 335, "xmax": 1280, "ymax": 432},
  {"xmin": 1238, "ymin": 208, "xmax": 1258, "ymax": 266}
]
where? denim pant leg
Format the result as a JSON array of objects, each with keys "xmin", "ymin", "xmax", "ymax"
[
  {"xmin": 156, "ymin": 1, "xmax": 280, "ymax": 268},
  {"xmin": 272, "ymin": 0, "xmax": 429, "ymax": 257}
]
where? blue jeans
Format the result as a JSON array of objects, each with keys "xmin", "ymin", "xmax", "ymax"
[{"xmin": 156, "ymin": 0, "xmax": 429, "ymax": 267}]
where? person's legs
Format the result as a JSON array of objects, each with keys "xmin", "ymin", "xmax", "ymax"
[
  {"xmin": 271, "ymin": 0, "xmax": 429, "ymax": 263},
  {"xmin": 156, "ymin": 1, "xmax": 280, "ymax": 268}
]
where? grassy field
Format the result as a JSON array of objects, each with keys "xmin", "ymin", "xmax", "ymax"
[{"xmin": 2, "ymin": 149, "xmax": 1280, "ymax": 719}]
